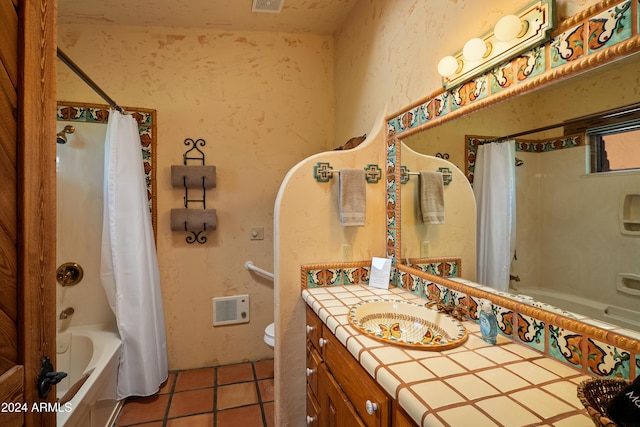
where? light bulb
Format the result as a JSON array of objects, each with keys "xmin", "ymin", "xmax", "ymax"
[
  {"xmin": 437, "ymin": 56, "xmax": 461, "ymax": 77},
  {"xmin": 463, "ymin": 38, "xmax": 490, "ymax": 61},
  {"xmin": 494, "ymin": 15, "xmax": 528, "ymax": 42}
]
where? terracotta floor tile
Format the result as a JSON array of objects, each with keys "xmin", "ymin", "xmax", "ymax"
[
  {"xmin": 254, "ymin": 359, "xmax": 274, "ymax": 379},
  {"xmin": 258, "ymin": 379, "xmax": 274, "ymax": 402},
  {"xmin": 263, "ymin": 401, "xmax": 275, "ymax": 427},
  {"xmin": 168, "ymin": 388, "xmax": 214, "ymax": 418},
  {"xmin": 174, "ymin": 367, "xmax": 215, "ymax": 391},
  {"xmin": 115, "ymin": 394, "xmax": 170, "ymax": 426},
  {"xmin": 217, "ymin": 382, "xmax": 258, "ymax": 410},
  {"xmin": 217, "ymin": 362, "xmax": 255, "ymax": 385},
  {"xmin": 166, "ymin": 412, "xmax": 215, "ymax": 426},
  {"xmin": 157, "ymin": 372, "xmax": 176, "ymax": 394},
  {"xmin": 217, "ymin": 404, "xmax": 264, "ymax": 427}
]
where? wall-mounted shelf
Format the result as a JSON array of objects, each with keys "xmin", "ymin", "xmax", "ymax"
[{"xmin": 170, "ymin": 138, "xmax": 217, "ymax": 244}]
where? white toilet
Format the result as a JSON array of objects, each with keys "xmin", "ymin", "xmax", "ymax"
[{"xmin": 264, "ymin": 322, "xmax": 275, "ymax": 349}]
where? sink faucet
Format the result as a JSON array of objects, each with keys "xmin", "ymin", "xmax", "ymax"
[
  {"xmin": 59, "ymin": 307, "xmax": 74, "ymax": 319},
  {"xmin": 426, "ymin": 297, "xmax": 467, "ymax": 321}
]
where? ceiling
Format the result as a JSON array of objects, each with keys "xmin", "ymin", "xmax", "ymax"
[{"xmin": 57, "ymin": 0, "xmax": 360, "ymax": 35}]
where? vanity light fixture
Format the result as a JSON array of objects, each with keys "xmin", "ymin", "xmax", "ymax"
[{"xmin": 437, "ymin": 0, "xmax": 554, "ymax": 89}]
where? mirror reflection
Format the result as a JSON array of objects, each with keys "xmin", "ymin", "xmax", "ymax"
[{"xmin": 400, "ymin": 52, "xmax": 640, "ymax": 331}]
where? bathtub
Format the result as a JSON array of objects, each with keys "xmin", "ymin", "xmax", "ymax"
[
  {"xmin": 510, "ymin": 286, "xmax": 640, "ymax": 332},
  {"xmin": 56, "ymin": 324, "xmax": 122, "ymax": 427}
]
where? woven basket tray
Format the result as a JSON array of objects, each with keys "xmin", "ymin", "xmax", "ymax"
[{"xmin": 577, "ymin": 378, "xmax": 632, "ymax": 427}]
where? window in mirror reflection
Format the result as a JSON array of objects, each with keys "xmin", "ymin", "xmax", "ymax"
[{"xmin": 589, "ymin": 122, "xmax": 640, "ymax": 172}]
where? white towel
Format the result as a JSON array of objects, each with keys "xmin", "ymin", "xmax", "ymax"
[
  {"xmin": 339, "ymin": 169, "xmax": 366, "ymax": 226},
  {"xmin": 419, "ymin": 171, "xmax": 445, "ymax": 224}
]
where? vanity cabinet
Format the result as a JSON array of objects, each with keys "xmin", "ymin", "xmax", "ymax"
[{"xmin": 306, "ymin": 306, "xmax": 418, "ymax": 427}]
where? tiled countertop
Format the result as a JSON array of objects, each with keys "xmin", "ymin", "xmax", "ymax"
[{"xmin": 302, "ymin": 284, "xmax": 594, "ymax": 427}]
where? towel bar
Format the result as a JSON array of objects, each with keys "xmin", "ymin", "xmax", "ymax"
[
  {"xmin": 313, "ymin": 162, "xmax": 382, "ymax": 184},
  {"xmin": 400, "ymin": 166, "xmax": 452, "ymax": 185}
]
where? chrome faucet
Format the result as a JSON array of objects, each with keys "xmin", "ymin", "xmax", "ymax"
[{"xmin": 59, "ymin": 307, "xmax": 74, "ymax": 319}]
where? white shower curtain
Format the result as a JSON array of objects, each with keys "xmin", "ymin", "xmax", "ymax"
[
  {"xmin": 473, "ymin": 140, "xmax": 516, "ymax": 292},
  {"xmin": 101, "ymin": 110, "xmax": 168, "ymax": 399}
]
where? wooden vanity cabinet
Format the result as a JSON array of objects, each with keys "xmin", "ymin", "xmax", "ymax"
[{"xmin": 306, "ymin": 306, "xmax": 418, "ymax": 427}]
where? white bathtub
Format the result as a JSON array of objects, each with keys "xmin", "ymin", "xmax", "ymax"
[
  {"xmin": 56, "ymin": 324, "xmax": 122, "ymax": 427},
  {"xmin": 510, "ymin": 286, "xmax": 640, "ymax": 332}
]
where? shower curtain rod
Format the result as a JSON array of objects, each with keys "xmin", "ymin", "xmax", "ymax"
[
  {"xmin": 57, "ymin": 48, "xmax": 125, "ymax": 113},
  {"xmin": 482, "ymin": 101, "xmax": 640, "ymax": 144}
]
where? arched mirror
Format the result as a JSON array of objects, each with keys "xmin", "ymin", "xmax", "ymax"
[{"xmin": 390, "ymin": 0, "xmax": 640, "ymax": 333}]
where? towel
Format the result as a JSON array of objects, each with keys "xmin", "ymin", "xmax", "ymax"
[
  {"xmin": 339, "ymin": 168, "xmax": 366, "ymax": 226},
  {"xmin": 170, "ymin": 208, "xmax": 217, "ymax": 232},
  {"xmin": 171, "ymin": 165, "xmax": 216, "ymax": 188},
  {"xmin": 419, "ymin": 171, "xmax": 445, "ymax": 224},
  {"xmin": 606, "ymin": 375, "xmax": 640, "ymax": 427}
]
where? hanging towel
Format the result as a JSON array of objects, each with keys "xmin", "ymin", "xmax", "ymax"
[
  {"xmin": 339, "ymin": 168, "xmax": 366, "ymax": 226},
  {"xmin": 419, "ymin": 171, "xmax": 445, "ymax": 224}
]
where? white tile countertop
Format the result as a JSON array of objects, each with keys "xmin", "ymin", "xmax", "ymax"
[{"xmin": 302, "ymin": 284, "xmax": 594, "ymax": 427}]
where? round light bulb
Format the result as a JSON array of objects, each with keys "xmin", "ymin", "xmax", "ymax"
[
  {"xmin": 494, "ymin": 15, "xmax": 525, "ymax": 42},
  {"xmin": 437, "ymin": 56, "xmax": 461, "ymax": 77},
  {"xmin": 463, "ymin": 38, "xmax": 489, "ymax": 61}
]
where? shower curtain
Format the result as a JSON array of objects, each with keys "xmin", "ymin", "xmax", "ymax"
[
  {"xmin": 473, "ymin": 140, "xmax": 516, "ymax": 292},
  {"xmin": 100, "ymin": 110, "xmax": 168, "ymax": 399}
]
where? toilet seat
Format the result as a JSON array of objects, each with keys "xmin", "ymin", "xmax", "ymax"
[{"xmin": 264, "ymin": 322, "xmax": 275, "ymax": 348}]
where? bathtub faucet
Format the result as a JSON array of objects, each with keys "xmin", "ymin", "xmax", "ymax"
[
  {"xmin": 59, "ymin": 307, "xmax": 75, "ymax": 319},
  {"xmin": 509, "ymin": 274, "xmax": 521, "ymax": 282}
]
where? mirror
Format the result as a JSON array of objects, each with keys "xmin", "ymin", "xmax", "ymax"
[{"xmin": 399, "ymin": 51, "xmax": 640, "ymax": 332}]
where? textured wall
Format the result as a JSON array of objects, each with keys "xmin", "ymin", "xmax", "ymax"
[{"xmin": 57, "ymin": 24, "xmax": 334, "ymax": 369}]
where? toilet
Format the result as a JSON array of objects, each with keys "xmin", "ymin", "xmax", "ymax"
[{"xmin": 264, "ymin": 322, "xmax": 275, "ymax": 349}]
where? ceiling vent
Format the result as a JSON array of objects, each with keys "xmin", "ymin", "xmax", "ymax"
[{"xmin": 252, "ymin": 0, "xmax": 284, "ymax": 13}]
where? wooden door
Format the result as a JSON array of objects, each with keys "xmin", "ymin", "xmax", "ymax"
[
  {"xmin": 0, "ymin": 0, "xmax": 57, "ymax": 426},
  {"xmin": 319, "ymin": 364, "xmax": 366, "ymax": 427}
]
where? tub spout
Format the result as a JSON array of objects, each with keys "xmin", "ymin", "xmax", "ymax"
[
  {"xmin": 59, "ymin": 307, "xmax": 75, "ymax": 319},
  {"xmin": 509, "ymin": 274, "xmax": 520, "ymax": 282}
]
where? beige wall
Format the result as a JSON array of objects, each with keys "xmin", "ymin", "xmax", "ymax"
[{"xmin": 57, "ymin": 24, "xmax": 334, "ymax": 369}]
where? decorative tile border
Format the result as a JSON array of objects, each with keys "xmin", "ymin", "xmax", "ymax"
[
  {"xmin": 301, "ymin": 261, "xmax": 371, "ymax": 288},
  {"xmin": 403, "ymin": 257, "xmax": 461, "ymax": 278},
  {"xmin": 464, "ymin": 134, "xmax": 583, "ymax": 183},
  {"xmin": 300, "ymin": 261, "xmax": 639, "ymax": 380},
  {"xmin": 56, "ymin": 101, "xmax": 157, "ymax": 238},
  {"xmin": 394, "ymin": 263, "xmax": 639, "ymax": 380}
]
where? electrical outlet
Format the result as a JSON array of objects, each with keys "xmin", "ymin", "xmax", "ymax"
[
  {"xmin": 342, "ymin": 244, "xmax": 353, "ymax": 262},
  {"xmin": 420, "ymin": 241, "xmax": 430, "ymax": 258}
]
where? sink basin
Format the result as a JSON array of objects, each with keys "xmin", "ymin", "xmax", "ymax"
[{"xmin": 348, "ymin": 299, "xmax": 468, "ymax": 351}]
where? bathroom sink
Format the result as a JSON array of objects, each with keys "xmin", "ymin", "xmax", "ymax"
[{"xmin": 348, "ymin": 299, "xmax": 468, "ymax": 350}]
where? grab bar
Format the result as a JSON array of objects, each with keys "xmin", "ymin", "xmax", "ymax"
[{"xmin": 245, "ymin": 261, "xmax": 274, "ymax": 281}]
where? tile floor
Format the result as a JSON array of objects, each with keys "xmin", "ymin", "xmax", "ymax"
[{"xmin": 113, "ymin": 359, "xmax": 274, "ymax": 427}]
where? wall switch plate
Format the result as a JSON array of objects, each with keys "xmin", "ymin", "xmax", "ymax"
[
  {"xmin": 342, "ymin": 244, "xmax": 353, "ymax": 262},
  {"xmin": 420, "ymin": 241, "xmax": 430, "ymax": 258},
  {"xmin": 250, "ymin": 227, "xmax": 264, "ymax": 240}
]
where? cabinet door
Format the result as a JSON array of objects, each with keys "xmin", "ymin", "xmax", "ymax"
[
  {"xmin": 394, "ymin": 405, "xmax": 419, "ymax": 427},
  {"xmin": 319, "ymin": 363, "xmax": 366, "ymax": 427},
  {"xmin": 322, "ymin": 325, "xmax": 389, "ymax": 427}
]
